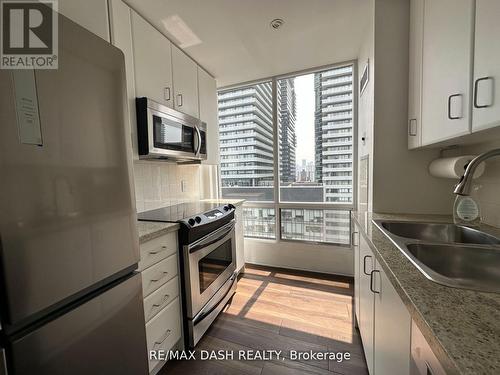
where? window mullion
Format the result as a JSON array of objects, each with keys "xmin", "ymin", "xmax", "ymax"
[{"xmin": 271, "ymin": 78, "xmax": 280, "ymax": 241}]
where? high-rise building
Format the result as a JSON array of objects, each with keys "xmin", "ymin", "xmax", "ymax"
[
  {"xmin": 218, "ymin": 83, "xmax": 274, "ymax": 189},
  {"xmin": 278, "ymin": 79, "xmax": 296, "ymax": 184},
  {"xmin": 314, "ymin": 66, "xmax": 354, "ymax": 203},
  {"xmin": 218, "ymin": 65, "xmax": 353, "ymax": 244}
]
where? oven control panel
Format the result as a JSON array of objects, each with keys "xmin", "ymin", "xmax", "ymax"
[
  {"xmin": 184, "ymin": 204, "xmax": 235, "ymax": 228},
  {"xmin": 205, "ymin": 209, "xmax": 224, "ymax": 220}
]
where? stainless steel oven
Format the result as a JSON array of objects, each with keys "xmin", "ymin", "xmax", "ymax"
[
  {"xmin": 136, "ymin": 97, "xmax": 207, "ymax": 162},
  {"xmin": 183, "ymin": 220, "xmax": 237, "ymax": 347},
  {"xmin": 138, "ymin": 202, "xmax": 237, "ymax": 348}
]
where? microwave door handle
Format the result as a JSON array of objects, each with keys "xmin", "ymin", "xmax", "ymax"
[{"xmin": 194, "ymin": 126, "xmax": 202, "ymax": 156}]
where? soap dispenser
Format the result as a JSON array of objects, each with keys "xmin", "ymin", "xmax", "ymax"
[{"xmin": 453, "ymin": 185, "xmax": 481, "ymax": 227}]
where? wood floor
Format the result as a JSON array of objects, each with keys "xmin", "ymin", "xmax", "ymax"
[{"xmin": 160, "ymin": 264, "xmax": 368, "ymax": 375}]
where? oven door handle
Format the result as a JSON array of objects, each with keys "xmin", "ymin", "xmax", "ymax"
[
  {"xmin": 192, "ymin": 272, "xmax": 237, "ymax": 326},
  {"xmin": 189, "ymin": 220, "xmax": 235, "ymax": 254}
]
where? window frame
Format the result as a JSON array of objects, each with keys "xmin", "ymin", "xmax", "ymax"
[{"xmin": 218, "ymin": 60, "xmax": 358, "ymax": 246}]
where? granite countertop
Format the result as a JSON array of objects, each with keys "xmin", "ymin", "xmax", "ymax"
[
  {"xmin": 351, "ymin": 211, "xmax": 500, "ymax": 375},
  {"xmin": 137, "ymin": 221, "xmax": 179, "ymax": 244}
]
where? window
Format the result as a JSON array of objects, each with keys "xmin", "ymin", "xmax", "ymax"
[
  {"xmin": 278, "ymin": 67, "xmax": 354, "ymax": 204},
  {"xmin": 243, "ymin": 208, "xmax": 276, "ymax": 239},
  {"xmin": 281, "ymin": 209, "xmax": 351, "ymax": 245},
  {"xmin": 218, "ymin": 82, "xmax": 274, "ymax": 201},
  {"xmin": 218, "ymin": 64, "xmax": 355, "ymax": 244}
]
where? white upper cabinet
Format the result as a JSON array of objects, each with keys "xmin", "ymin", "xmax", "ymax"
[
  {"xmin": 171, "ymin": 45, "xmax": 199, "ymax": 118},
  {"xmin": 472, "ymin": 0, "xmax": 500, "ymax": 132},
  {"xmin": 58, "ymin": 0, "xmax": 110, "ymax": 41},
  {"xmin": 421, "ymin": 0, "xmax": 474, "ymax": 145},
  {"xmin": 198, "ymin": 67, "xmax": 219, "ymax": 165},
  {"xmin": 408, "ymin": 0, "xmax": 424, "ymax": 149},
  {"xmin": 131, "ymin": 11, "xmax": 173, "ymax": 108}
]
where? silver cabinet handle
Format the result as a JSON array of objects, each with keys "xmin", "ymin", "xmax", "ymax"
[
  {"xmin": 363, "ymin": 255, "xmax": 372, "ymax": 275},
  {"xmin": 153, "ymin": 329, "xmax": 172, "ymax": 347},
  {"xmin": 351, "ymin": 231, "xmax": 358, "ymax": 246},
  {"xmin": 447, "ymin": 94, "xmax": 462, "ymax": 120},
  {"xmin": 408, "ymin": 118, "xmax": 417, "ymax": 136},
  {"xmin": 152, "ymin": 294, "xmax": 171, "ymax": 308},
  {"xmin": 148, "ymin": 245, "xmax": 167, "ymax": 255},
  {"xmin": 474, "ymin": 76, "xmax": 493, "ymax": 109},
  {"xmin": 177, "ymin": 93, "xmax": 183, "ymax": 107},
  {"xmin": 150, "ymin": 271, "xmax": 169, "ymax": 282},
  {"xmin": 370, "ymin": 270, "xmax": 380, "ymax": 294},
  {"xmin": 164, "ymin": 87, "xmax": 171, "ymax": 101}
]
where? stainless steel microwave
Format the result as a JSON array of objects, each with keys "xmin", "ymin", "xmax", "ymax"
[{"xmin": 136, "ymin": 97, "xmax": 207, "ymax": 162}]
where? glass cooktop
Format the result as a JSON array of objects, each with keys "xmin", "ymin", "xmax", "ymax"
[{"xmin": 137, "ymin": 202, "xmax": 224, "ymax": 222}]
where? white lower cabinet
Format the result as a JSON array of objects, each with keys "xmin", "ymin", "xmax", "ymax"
[
  {"xmin": 143, "ymin": 276, "xmax": 179, "ymax": 322},
  {"xmin": 355, "ymin": 223, "xmax": 411, "ymax": 375},
  {"xmin": 146, "ymin": 297, "xmax": 182, "ymax": 372},
  {"xmin": 352, "ymin": 227, "xmax": 361, "ymax": 324},
  {"xmin": 139, "ymin": 231, "xmax": 183, "ymax": 374},
  {"xmin": 410, "ymin": 320, "xmax": 446, "ymax": 375},
  {"xmin": 358, "ymin": 233, "xmax": 376, "ymax": 374},
  {"xmin": 373, "ymin": 263, "xmax": 411, "ymax": 375}
]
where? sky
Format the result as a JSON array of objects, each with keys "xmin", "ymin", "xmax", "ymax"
[{"xmin": 292, "ymin": 74, "xmax": 315, "ymax": 165}]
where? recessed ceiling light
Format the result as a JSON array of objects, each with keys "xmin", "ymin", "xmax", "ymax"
[
  {"xmin": 162, "ymin": 14, "xmax": 202, "ymax": 48},
  {"xmin": 270, "ymin": 18, "xmax": 284, "ymax": 30}
]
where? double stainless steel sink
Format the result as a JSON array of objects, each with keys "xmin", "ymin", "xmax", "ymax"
[{"xmin": 373, "ymin": 220, "xmax": 500, "ymax": 293}]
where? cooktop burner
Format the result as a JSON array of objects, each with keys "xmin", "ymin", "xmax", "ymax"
[{"xmin": 137, "ymin": 202, "xmax": 224, "ymax": 223}]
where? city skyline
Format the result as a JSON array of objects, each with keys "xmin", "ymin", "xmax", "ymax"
[{"xmin": 217, "ymin": 64, "xmax": 354, "ymax": 244}]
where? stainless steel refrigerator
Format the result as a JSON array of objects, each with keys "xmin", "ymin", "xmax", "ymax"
[{"xmin": 0, "ymin": 10, "xmax": 148, "ymax": 375}]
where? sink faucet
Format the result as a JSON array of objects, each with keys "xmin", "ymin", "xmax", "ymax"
[{"xmin": 454, "ymin": 148, "xmax": 500, "ymax": 195}]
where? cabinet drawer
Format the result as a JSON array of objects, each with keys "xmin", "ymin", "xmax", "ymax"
[
  {"xmin": 143, "ymin": 276, "xmax": 179, "ymax": 323},
  {"xmin": 141, "ymin": 254, "xmax": 178, "ymax": 298},
  {"xmin": 146, "ymin": 297, "xmax": 181, "ymax": 372},
  {"xmin": 139, "ymin": 232, "xmax": 177, "ymax": 271}
]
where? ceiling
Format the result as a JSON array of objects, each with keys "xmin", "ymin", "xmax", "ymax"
[{"xmin": 125, "ymin": 0, "xmax": 372, "ymax": 87}]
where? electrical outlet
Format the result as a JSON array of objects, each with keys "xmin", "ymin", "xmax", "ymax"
[{"xmin": 181, "ymin": 180, "xmax": 187, "ymax": 192}]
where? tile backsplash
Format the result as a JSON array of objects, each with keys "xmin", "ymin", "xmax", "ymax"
[{"xmin": 133, "ymin": 161, "xmax": 202, "ymax": 212}]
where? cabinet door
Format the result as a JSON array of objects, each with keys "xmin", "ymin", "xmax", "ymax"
[
  {"xmin": 408, "ymin": 0, "xmax": 424, "ymax": 149},
  {"xmin": 58, "ymin": 0, "xmax": 110, "ymax": 41},
  {"xmin": 352, "ymin": 224, "xmax": 361, "ymax": 326},
  {"xmin": 421, "ymin": 0, "xmax": 473, "ymax": 145},
  {"xmin": 374, "ymin": 267, "xmax": 411, "ymax": 375},
  {"xmin": 131, "ymin": 11, "xmax": 173, "ymax": 108},
  {"xmin": 172, "ymin": 45, "xmax": 199, "ymax": 118},
  {"xmin": 108, "ymin": 0, "xmax": 138, "ymax": 160},
  {"xmin": 198, "ymin": 67, "xmax": 220, "ymax": 165},
  {"xmin": 472, "ymin": 0, "xmax": 500, "ymax": 132},
  {"xmin": 358, "ymin": 235, "xmax": 375, "ymax": 375}
]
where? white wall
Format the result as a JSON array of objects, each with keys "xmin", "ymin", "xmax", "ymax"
[
  {"xmin": 244, "ymin": 239, "xmax": 354, "ymax": 276},
  {"xmin": 366, "ymin": 0, "xmax": 455, "ymax": 215}
]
